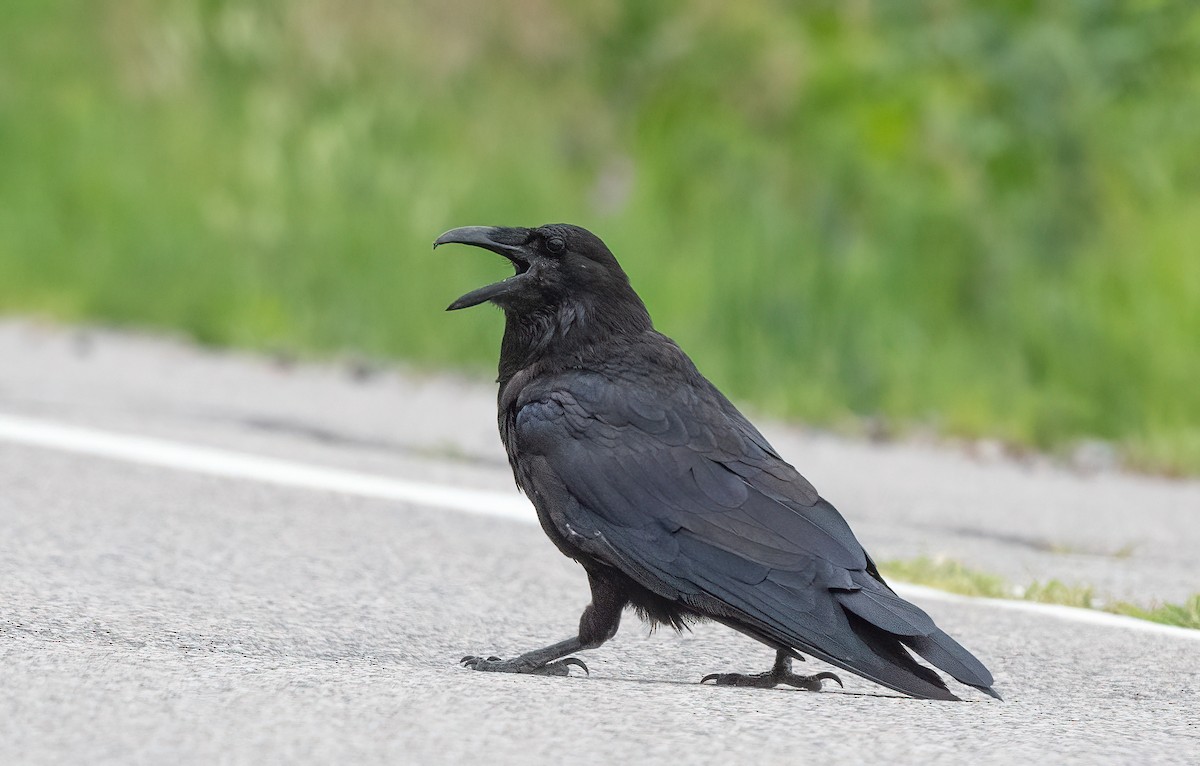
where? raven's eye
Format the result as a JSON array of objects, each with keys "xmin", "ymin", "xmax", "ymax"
[{"xmin": 546, "ymin": 237, "xmax": 565, "ymax": 254}]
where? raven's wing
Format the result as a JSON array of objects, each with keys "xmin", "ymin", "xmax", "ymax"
[{"xmin": 514, "ymin": 371, "xmax": 996, "ymax": 701}]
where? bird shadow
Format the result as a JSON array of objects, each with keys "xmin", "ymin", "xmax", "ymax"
[
  {"xmin": 578, "ymin": 670, "xmax": 1004, "ymax": 703},
  {"xmin": 564, "ymin": 672, "xmax": 988, "ymax": 702}
]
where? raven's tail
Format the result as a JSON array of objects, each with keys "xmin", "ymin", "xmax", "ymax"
[{"xmin": 831, "ymin": 578, "xmax": 999, "ymax": 700}]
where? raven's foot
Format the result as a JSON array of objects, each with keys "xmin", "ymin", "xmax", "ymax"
[
  {"xmin": 701, "ymin": 669, "xmax": 842, "ymax": 690},
  {"xmin": 460, "ymin": 655, "xmax": 589, "ymax": 677},
  {"xmin": 701, "ymin": 653, "xmax": 842, "ymax": 691}
]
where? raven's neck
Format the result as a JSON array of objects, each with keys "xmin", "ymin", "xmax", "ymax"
[{"xmin": 497, "ymin": 294, "xmax": 653, "ymax": 386}]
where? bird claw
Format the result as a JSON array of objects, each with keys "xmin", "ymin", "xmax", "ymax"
[
  {"xmin": 807, "ymin": 671, "xmax": 843, "ymax": 689},
  {"xmin": 558, "ymin": 657, "xmax": 590, "ymax": 676},
  {"xmin": 459, "ymin": 655, "xmax": 589, "ymax": 677}
]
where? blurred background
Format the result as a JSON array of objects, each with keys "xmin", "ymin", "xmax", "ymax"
[{"xmin": 2, "ymin": 0, "xmax": 1198, "ymax": 474}]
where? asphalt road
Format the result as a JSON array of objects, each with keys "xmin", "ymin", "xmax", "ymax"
[{"xmin": 1, "ymin": 320, "xmax": 1198, "ymax": 764}]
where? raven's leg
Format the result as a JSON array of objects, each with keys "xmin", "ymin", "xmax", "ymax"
[
  {"xmin": 461, "ymin": 570, "xmax": 626, "ymax": 677},
  {"xmin": 701, "ymin": 649, "xmax": 843, "ymax": 691}
]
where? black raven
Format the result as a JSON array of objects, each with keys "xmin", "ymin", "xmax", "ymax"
[{"xmin": 435, "ymin": 223, "xmax": 999, "ymax": 701}]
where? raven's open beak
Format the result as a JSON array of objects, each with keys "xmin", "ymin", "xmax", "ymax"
[{"xmin": 434, "ymin": 226, "xmax": 532, "ymax": 311}]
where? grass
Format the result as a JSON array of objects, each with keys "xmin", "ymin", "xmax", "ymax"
[
  {"xmin": 1, "ymin": 1, "xmax": 1199, "ymax": 472},
  {"xmin": 881, "ymin": 556, "xmax": 1200, "ymax": 630}
]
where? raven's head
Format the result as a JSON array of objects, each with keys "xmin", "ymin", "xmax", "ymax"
[
  {"xmin": 436, "ymin": 223, "xmax": 653, "ymax": 375},
  {"xmin": 434, "ymin": 223, "xmax": 646, "ymax": 318}
]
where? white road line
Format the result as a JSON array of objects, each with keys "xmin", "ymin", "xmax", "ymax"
[
  {"xmin": 0, "ymin": 412, "xmax": 533, "ymax": 521},
  {"xmin": 1, "ymin": 411, "xmax": 1196, "ymax": 641},
  {"xmin": 889, "ymin": 582, "xmax": 1200, "ymax": 640}
]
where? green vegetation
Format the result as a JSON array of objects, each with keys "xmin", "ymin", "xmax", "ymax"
[
  {"xmin": 1112, "ymin": 594, "xmax": 1200, "ymax": 630},
  {"xmin": 881, "ymin": 556, "xmax": 1200, "ymax": 630},
  {"xmin": 2, "ymin": 1, "xmax": 1199, "ymax": 471},
  {"xmin": 881, "ymin": 557, "xmax": 1015, "ymax": 599}
]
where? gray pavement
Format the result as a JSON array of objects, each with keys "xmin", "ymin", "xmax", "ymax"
[{"xmin": 1, "ymin": 319, "xmax": 1198, "ymax": 763}]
